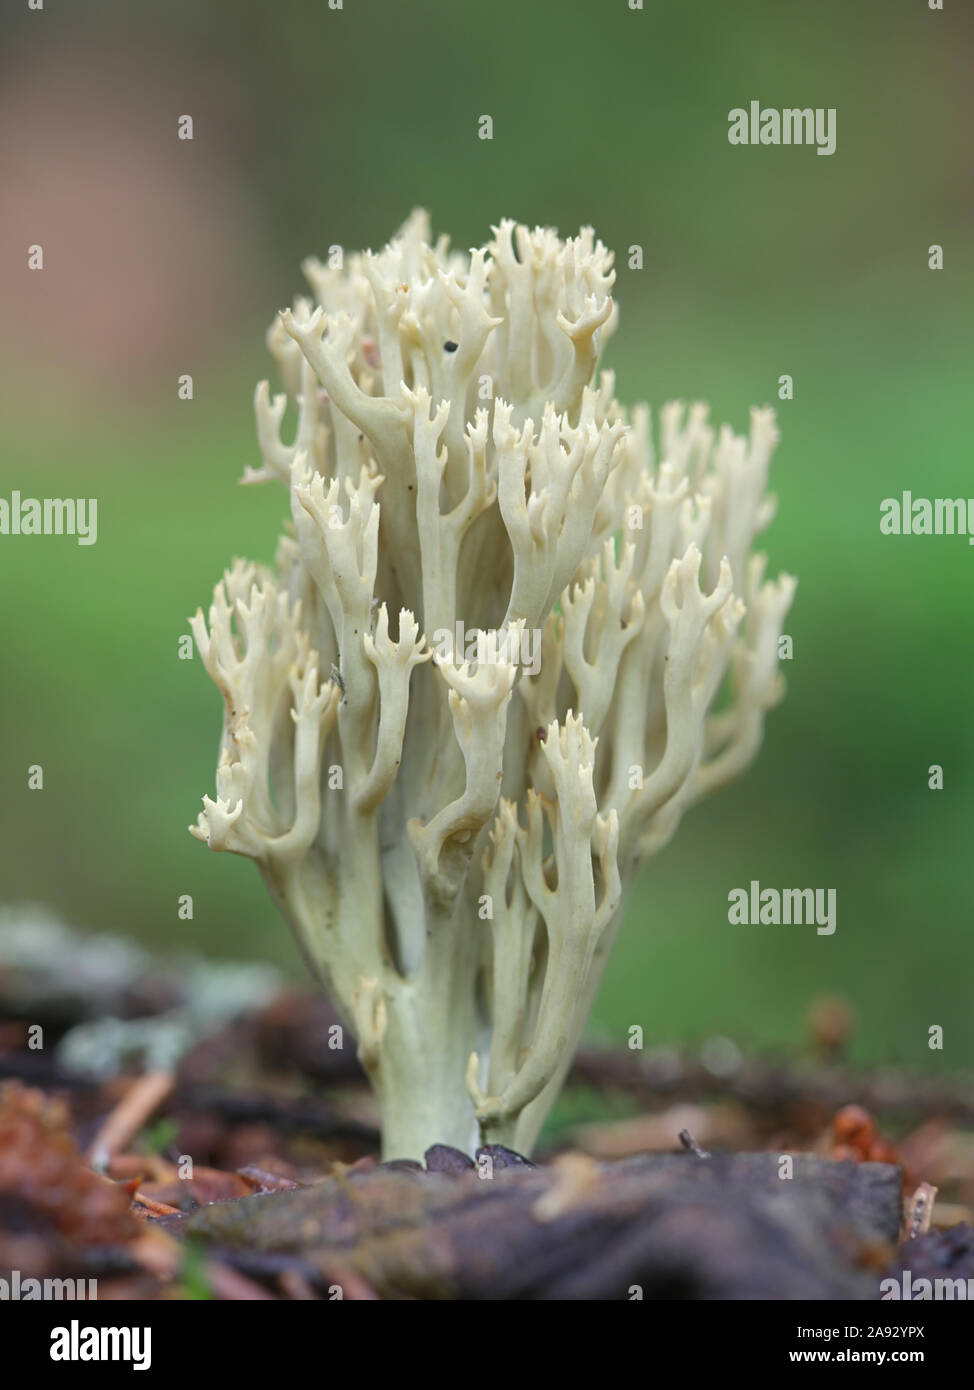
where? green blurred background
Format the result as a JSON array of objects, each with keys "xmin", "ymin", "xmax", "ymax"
[{"xmin": 1, "ymin": 0, "xmax": 971, "ymax": 1072}]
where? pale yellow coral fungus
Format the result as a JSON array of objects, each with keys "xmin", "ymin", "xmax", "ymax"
[{"xmin": 191, "ymin": 211, "xmax": 795, "ymax": 1159}]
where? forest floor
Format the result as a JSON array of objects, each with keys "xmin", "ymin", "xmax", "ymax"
[{"xmin": 1, "ymin": 918, "xmax": 972, "ymax": 1300}]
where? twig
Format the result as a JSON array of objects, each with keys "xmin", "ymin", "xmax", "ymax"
[
  {"xmin": 132, "ymin": 1191, "xmax": 183, "ymax": 1218},
  {"xmin": 903, "ymin": 1182, "xmax": 938, "ymax": 1241},
  {"xmin": 679, "ymin": 1128, "xmax": 712, "ymax": 1159},
  {"xmin": 87, "ymin": 1070, "xmax": 175, "ymax": 1167}
]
